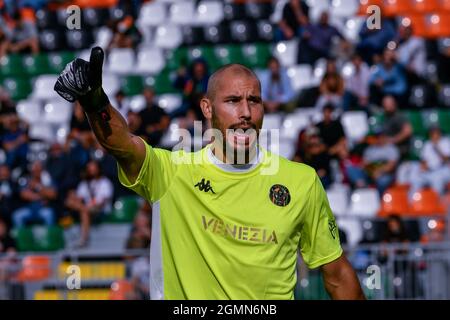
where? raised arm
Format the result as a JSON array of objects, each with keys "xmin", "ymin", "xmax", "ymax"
[{"xmin": 54, "ymin": 47, "xmax": 145, "ymax": 182}]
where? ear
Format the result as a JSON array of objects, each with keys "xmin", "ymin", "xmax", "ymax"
[{"xmin": 200, "ymin": 97, "xmax": 212, "ymax": 120}]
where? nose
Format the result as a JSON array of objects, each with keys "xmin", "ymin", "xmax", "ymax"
[{"xmin": 238, "ymin": 100, "xmax": 251, "ymax": 121}]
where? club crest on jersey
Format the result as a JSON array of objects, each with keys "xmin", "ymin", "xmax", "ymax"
[{"xmin": 269, "ymin": 184, "xmax": 290, "ymax": 207}]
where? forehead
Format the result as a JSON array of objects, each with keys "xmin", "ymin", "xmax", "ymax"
[{"xmin": 213, "ymin": 70, "xmax": 261, "ymax": 98}]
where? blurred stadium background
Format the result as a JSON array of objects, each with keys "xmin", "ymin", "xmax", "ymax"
[{"xmin": 1, "ymin": 0, "xmax": 450, "ymax": 300}]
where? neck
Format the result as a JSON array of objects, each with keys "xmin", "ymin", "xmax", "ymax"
[{"xmin": 211, "ymin": 141, "xmax": 258, "ymax": 166}]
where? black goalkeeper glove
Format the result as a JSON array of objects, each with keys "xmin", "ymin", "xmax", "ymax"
[{"xmin": 54, "ymin": 46, "xmax": 110, "ymax": 120}]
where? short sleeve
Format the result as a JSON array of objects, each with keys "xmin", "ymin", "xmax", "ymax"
[
  {"xmin": 117, "ymin": 140, "xmax": 178, "ymax": 203},
  {"xmin": 299, "ymin": 174, "xmax": 343, "ymax": 269}
]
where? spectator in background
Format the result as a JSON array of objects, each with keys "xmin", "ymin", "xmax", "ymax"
[
  {"xmin": 369, "ymin": 48, "xmax": 408, "ymax": 106},
  {"xmin": 138, "ymin": 87, "xmax": 170, "ymax": 147},
  {"xmin": 362, "ymin": 130, "xmax": 400, "ymax": 194},
  {"xmin": 0, "ymin": 86, "xmax": 15, "ymax": 116},
  {"xmin": 0, "ymin": 218, "xmax": 15, "ymax": 253},
  {"xmin": 2, "ymin": 10, "xmax": 39, "ymax": 55},
  {"xmin": 343, "ymin": 53, "xmax": 370, "ymax": 110},
  {"xmin": 108, "ymin": 15, "xmax": 142, "ymax": 49},
  {"xmin": 114, "ymin": 90, "xmax": 130, "ymax": 120},
  {"xmin": 64, "ymin": 160, "xmax": 113, "ymax": 247},
  {"xmin": 173, "ymin": 58, "xmax": 210, "ymax": 122},
  {"xmin": 0, "ymin": 164, "xmax": 15, "ymax": 223},
  {"xmin": 126, "ymin": 201, "xmax": 151, "ymax": 250},
  {"xmin": 315, "ymin": 59, "xmax": 345, "ymax": 111},
  {"xmin": 357, "ymin": 18, "xmax": 397, "ymax": 65},
  {"xmin": 299, "ymin": 11, "xmax": 347, "ymax": 65},
  {"xmin": 395, "ymin": 24, "xmax": 426, "ymax": 84},
  {"xmin": 277, "ymin": 0, "xmax": 309, "ymax": 40},
  {"xmin": 295, "ymin": 127, "xmax": 332, "ymax": 189},
  {"xmin": 410, "ymin": 127, "xmax": 450, "ymax": 197},
  {"xmin": 315, "ymin": 104, "xmax": 347, "ymax": 159},
  {"xmin": 12, "ymin": 160, "xmax": 57, "ymax": 227},
  {"xmin": 260, "ymin": 56, "xmax": 294, "ymax": 113},
  {"xmin": 126, "ymin": 110, "xmax": 142, "ymax": 136},
  {"xmin": 70, "ymin": 101, "xmax": 91, "ymax": 134},
  {"xmin": 1, "ymin": 114, "xmax": 28, "ymax": 169},
  {"xmin": 381, "ymin": 95, "xmax": 412, "ymax": 158}
]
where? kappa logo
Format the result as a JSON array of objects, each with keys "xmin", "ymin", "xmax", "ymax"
[{"xmin": 194, "ymin": 178, "xmax": 216, "ymax": 194}]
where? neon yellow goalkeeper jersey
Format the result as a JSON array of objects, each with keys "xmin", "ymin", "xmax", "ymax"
[{"xmin": 118, "ymin": 141, "xmax": 342, "ymax": 300}]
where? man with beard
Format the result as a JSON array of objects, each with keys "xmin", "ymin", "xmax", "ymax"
[{"xmin": 53, "ymin": 47, "xmax": 364, "ymax": 300}]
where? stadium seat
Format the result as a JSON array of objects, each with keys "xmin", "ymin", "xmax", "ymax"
[
  {"xmin": 47, "ymin": 51, "xmax": 76, "ymax": 74},
  {"xmin": 83, "ymin": 8, "xmax": 109, "ymax": 28},
  {"xmin": 409, "ymin": 136, "xmax": 425, "ymax": 160},
  {"xmin": 348, "ymin": 188, "xmax": 380, "ymax": 218},
  {"xmin": 0, "ymin": 54, "xmax": 24, "ymax": 77},
  {"xmin": 106, "ymin": 48, "xmax": 135, "ymax": 75},
  {"xmin": 409, "ymin": 84, "xmax": 436, "ymax": 109},
  {"xmin": 281, "ymin": 111, "xmax": 310, "ymax": 140},
  {"xmin": 287, "ymin": 64, "xmax": 313, "ymax": 92},
  {"xmin": 157, "ymin": 94, "xmax": 182, "ymax": 114},
  {"xmin": 43, "ymin": 100, "xmax": 73, "ymax": 124},
  {"xmin": 411, "ymin": 0, "xmax": 440, "ymax": 13},
  {"xmin": 16, "ymin": 255, "xmax": 51, "ymax": 282},
  {"xmin": 103, "ymin": 73, "xmax": 121, "ymax": 96},
  {"xmin": 35, "ymin": 9, "xmax": 58, "ymax": 29},
  {"xmin": 135, "ymin": 47, "xmax": 165, "ymax": 75},
  {"xmin": 195, "ymin": 1, "xmax": 224, "ymax": 26},
  {"xmin": 438, "ymin": 110, "xmax": 450, "ymax": 134},
  {"xmin": 32, "ymin": 75, "xmax": 60, "ymax": 100},
  {"xmin": 15, "ymin": 226, "xmax": 65, "ymax": 252},
  {"xmin": 93, "ymin": 26, "xmax": 114, "ymax": 49},
  {"xmin": 223, "ymin": 3, "xmax": 247, "ymax": 21},
  {"xmin": 144, "ymin": 71, "xmax": 176, "ymax": 94},
  {"xmin": 241, "ymin": 43, "xmax": 271, "ymax": 69},
  {"xmin": 169, "ymin": 1, "xmax": 195, "ymax": 25},
  {"xmin": 128, "ymin": 95, "xmax": 146, "ymax": 113},
  {"xmin": 336, "ymin": 217, "xmax": 363, "ymax": 247},
  {"xmin": 230, "ymin": 21, "xmax": 258, "ymax": 43},
  {"xmin": 23, "ymin": 54, "xmax": 52, "ymax": 76},
  {"xmin": 424, "ymin": 13, "xmax": 450, "ymax": 38},
  {"xmin": 326, "ymin": 187, "xmax": 349, "ymax": 217},
  {"xmin": 330, "ymin": 0, "xmax": 359, "ymax": 19},
  {"xmin": 2, "ymin": 77, "xmax": 32, "ymax": 101},
  {"xmin": 182, "ymin": 26, "xmax": 205, "ymax": 46},
  {"xmin": 39, "ymin": 29, "xmax": 65, "ymax": 51},
  {"xmin": 378, "ymin": 186, "xmax": 410, "ymax": 217},
  {"xmin": 439, "ymin": 84, "xmax": 450, "ymax": 108},
  {"xmin": 308, "ymin": 0, "xmax": 331, "ymax": 22},
  {"xmin": 410, "ymin": 189, "xmax": 446, "ymax": 216},
  {"xmin": 276, "ymin": 140, "xmax": 296, "ymax": 159},
  {"xmin": 154, "ymin": 25, "xmax": 183, "ymax": 49},
  {"xmin": 74, "ymin": 0, "xmax": 118, "ymax": 8},
  {"xmin": 245, "ymin": 2, "xmax": 273, "ymax": 20},
  {"xmin": 357, "ymin": 0, "xmax": 383, "ymax": 16},
  {"xmin": 381, "ymin": 0, "xmax": 411, "ymax": 17},
  {"xmin": 273, "ymin": 40, "xmax": 298, "ymax": 67},
  {"xmin": 214, "ymin": 45, "xmax": 245, "ymax": 67},
  {"xmin": 109, "ymin": 280, "xmax": 135, "ymax": 300},
  {"xmin": 203, "ymin": 24, "xmax": 231, "ymax": 44},
  {"xmin": 440, "ymin": 0, "xmax": 450, "ymax": 11},
  {"xmin": 66, "ymin": 29, "xmax": 94, "ymax": 50},
  {"xmin": 368, "ymin": 112, "xmax": 385, "ymax": 134},
  {"xmin": 404, "ymin": 111, "xmax": 427, "ymax": 137},
  {"xmin": 29, "ymin": 123, "xmax": 54, "ymax": 142},
  {"xmin": 270, "ymin": 0, "xmax": 288, "ymax": 24},
  {"xmin": 187, "ymin": 46, "xmax": 216, "ymax": 69},
  {"xmin": 342, "ymin": 17, "xmax": 365, "ymax": 42},
  {"xmin": 256, "ymin": 20, "xmax": 274, "ymax": 42},
  {"xmin": 16, "ymin": 100, "xmax": 43, "ymax": 125},
  {"xmin": 121, "ymin": 75, "xmax": 144, "ymax": 96},
  {"xmin": 138, "ymin": 1, "xmax": 167, "ymax": 27},
  {"xmin": 108, "ymin": 196, "xmax": 140, "ymax": 223},
  {"xmin": 341, "ymin": 111, "xmax": 369, "ymax": 144}
]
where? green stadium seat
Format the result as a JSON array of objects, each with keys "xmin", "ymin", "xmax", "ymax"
[
  {"xmin": 368, "ymin": 113, "xmax": 385, "ymax": 134},
  {"xmin": 409, "ymin": 136, "xmax": 425, "ymax": 160},
  {"xmin": 108, "ymin": 196, "xmax": 140, "ymax": 223},
  {"xmin": 0, "ymin": 54, "xmax": 24, "ymax": 77},
  {"xmin": 404, "ymin": 111, "xmax": 427, "ymax": 138},
  {"xmin": 438, "ymin": 110, "xmax": 450, "ymax": 134},
  {"xmin": 214, "ymin": 45, "xmax": 245, "ymax": 68},
  {"xmin": 165, "ymin": 47, "xmax": 188, "ymax": 71},
  {"xmin": 143, "ymin": 71, "xmax": 177, "ymax": 94},
  {"xmin": 23, "ymin": 54, "xmax": 52, "ymax": 76},
  {"xmin": 14, "ymin": 226, "xmax": 65, "ymax": 252},
  {"xmin": 121, "ymin": 75, "xmax": 144, "ymax": 96},
  {"xmin": 295, "ymin": 273, "xmax": 329, "ymax": 300},
  {"xmin": 241, "ymin": 43, "xmax": 271, "ymax": 69},
  {"xmin": 187, "ymin": 46, "xmax": 217, "ymax": 70},
  {"xmin": 47, "ymin": 51, "xmax": 76, "ymax": 74},
  {"xmin": 2, "ymin": 77, "xmax": 32, "ymax": 101}
]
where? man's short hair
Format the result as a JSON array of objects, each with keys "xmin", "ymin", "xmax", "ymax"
[{"xmin": 206, "ymin": 64, "xmax": 260, "ymax": 100}]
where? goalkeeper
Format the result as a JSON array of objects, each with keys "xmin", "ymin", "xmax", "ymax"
[{"xmin": 54, "ymin": 47, "xmax": 365, "ymax": 300}]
